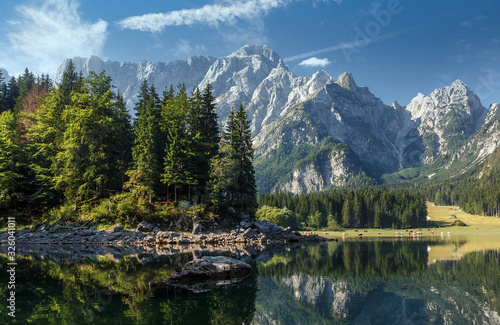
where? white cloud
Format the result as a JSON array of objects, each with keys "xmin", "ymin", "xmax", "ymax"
[
  {"xmin": 2, "ymin": 0, "xmax": 108, "ymax": 75},
  {"xmin": 118, "ymin": 0, "xmax": 289, "ymax": 32},
  {"xmin": 298, "ymin": 57, "xmax": 331, "ymax": 67}
]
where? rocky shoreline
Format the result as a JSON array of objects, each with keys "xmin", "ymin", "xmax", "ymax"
[{"xmin": 0, "ymin": 219, "xmax": 328, "ymax": 247}]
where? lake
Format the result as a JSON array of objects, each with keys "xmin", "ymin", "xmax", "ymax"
[{"xmin": 1, "ymin": 235, "xmax": 500, "ymax": 324}]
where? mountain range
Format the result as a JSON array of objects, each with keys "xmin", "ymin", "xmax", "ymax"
[{"xmin": 53, "ymin": 44, "xmax": 500, "ymax": 194}]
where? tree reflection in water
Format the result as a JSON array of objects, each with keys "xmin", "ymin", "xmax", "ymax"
[{"xmin": 0, "ymin": 240, "xmax": 499, "ymax": 324}]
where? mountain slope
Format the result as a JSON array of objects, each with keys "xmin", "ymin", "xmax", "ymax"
[
  {"xmin": 0, "ymin": 68, "xmax": 9, "ymax": 81},
  {"xmin": 52, "ymin": 44, "xmax": 498, "ymax": 194},
  {"xmin": 405, "ymin": 80, "xmax": 487, "ymax": 163},
  {"xmin": 54, "ymin": 45, "xmax": 331, "ymax": 137},
  {"xmin": 254, "ymin": 72, "xmax": 402, "ymax": 189}
]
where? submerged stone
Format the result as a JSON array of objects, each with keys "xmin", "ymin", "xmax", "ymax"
[{"xmin": 165, "ymin": 256, "xmax": 252, "ymax": 293}]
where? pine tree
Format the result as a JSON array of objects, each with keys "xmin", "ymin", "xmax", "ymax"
[
  {"xmin": 14, "ymin": 68, "xmax": 35, "ymax": 113},
  {"xmin": 110, "ymin": 92, "xmax": 133, "ymax": 191},
  {"xmin": 187, "ymin": 84, "xmax": 220, "ymax": 200},
  {"xmin": 0, "ymin": 111, "xmax": 29, "ymax": 210},
  {"xmin": 54, "ymin": 71, "xmax": 116, "ymax": 205},
  {"xmin": 162, "ymin": 84, "xmax": 197, "ymax": 203},
  {"xmin": 218, "ymin": 104, "xmax": 256, "ymax": 211},
  {"xmin": 342, "ymin": 195, "xmax": 354, "ymax": 227},
  {"xmin": 127, "ymin": 83, "xmax": 162, "ymax": 202},
  {"xmin": 234, "ymin": 103, "xmax": 257, "ymax": 210},
  {"xmin": 27, "ymin": 63, "xmax": 82, "ymax": 207},
  {"xmin": 4, "ymin": 77, "xmax": 18, "ymax": 112}
]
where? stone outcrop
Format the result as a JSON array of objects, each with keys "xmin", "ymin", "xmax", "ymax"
[
  {"xmin": 0, "ymin": 220, "xmax": 327, "ymax": 247},
  {"xmin": 165, "ymin": 256, "xmax": 252, "ymax": 293},
  {"xmin": 279, "ymin": 144, "xmax": 364, "ymax": 194}
]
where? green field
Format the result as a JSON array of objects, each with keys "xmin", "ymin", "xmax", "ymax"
[{"xmin": 318, "ymin": 202, "xmax": 500, "ymax": 239}]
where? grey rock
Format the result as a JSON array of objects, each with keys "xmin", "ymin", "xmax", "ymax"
[
  {"xmin": 137, "ymin": 221, "xmax": 154, "ymax": 233},
  {"xmin": 192, "ymin": 223, "xmax": 205, "ymax": 234},
  {"xmin": 243, "ymin": 228, "xmax": 259, "ymax": 239},
  {"xmin": 113, "ymin": 224, "xmax": 123, "ymax": 232},
  {"xmin": 165, "ymin": 256, "xmax": 252, "ymax": 293}
]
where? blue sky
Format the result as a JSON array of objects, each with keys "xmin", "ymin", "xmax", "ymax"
[{"xmin": 1, "ymin": 0, "xmax": 499, "ymax": 106}]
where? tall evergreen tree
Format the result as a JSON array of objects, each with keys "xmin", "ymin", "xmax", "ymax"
[
  {"xmin": 187, "ymin": 84, "xmax": 220, "ymax": 200},
  {"xmin": 27, "ymin": 62, "xmax": 82, "ymax": 207},
  {"xmin": 14, "ymin": 68, "xmax": 36, "ymax": 113},
  {"xmin": 342, "ymin": 195, "xmax": 354, "ymax": 227},
  {"xmin": 126, "ymin": 82, "xmax": 162, "ymax": 202},
  {"xmin": 110, "ymin": 92, "xmax": 133, "ymax": 191},
  {"xmin": 0, "ymin": 111, "xmax": 29, "ymax": 210},
  {"xmin": 54, "ymin": 71, "xmax": 116, "ymax": 205},
  {"xmin": 218, "ymin": 103, "xmax": 257, "ymax": 210},
  {"xmin": 4, "ymin": 77, "xmax": 18, "ymax": 112},
  {"xmin": 234, "ymin": 103, "xmax": 257, "ymax": 210},
  {"xmin": 162, "ymin": 84, "xmax": 197, "ymax": 203}
]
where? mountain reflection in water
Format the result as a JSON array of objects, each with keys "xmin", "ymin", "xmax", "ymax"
[{"xmin": 1, "ymin": 238, "xmax": 499, "ymax": 324}]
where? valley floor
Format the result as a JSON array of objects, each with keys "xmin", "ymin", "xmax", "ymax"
[{"xmin": 319, "ymin": 202, "xmax": 500, "ymax": 239}]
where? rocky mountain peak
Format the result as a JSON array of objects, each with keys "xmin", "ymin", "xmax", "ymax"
[
  {"xmin": 485, "ymin": 103, "xmax": 500, "ymax": 125},
  {"xmin": 0, "ymin": 68, "xmax": 9, "ymax": 81},
  {"xmin": 229, "ymin": 44, "xmax": 281, "ymax": 64},
  {"xmin": 405, "ymin": 79, "xmax": 487, "ymax": 163},
  {"xmin": 392, "ymin": 101, "xmax": 403, "ymax": 110},
  {"xmin": 335, "ymin": 71, "xmax": 357, "ymax": 91},
  {"xmin": 451, "ymin": 79, "xmax": 467, "ymax": 89}
]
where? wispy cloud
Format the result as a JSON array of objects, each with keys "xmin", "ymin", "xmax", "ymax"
[
  {"xmin": 298, "ymin": 57, "xmax": 331, "ymax": 67},
  {"xmin": 285, "ymin": 29, "xmax": 411, "ymax": 62},
  {"xmin": 118, "ymin": 0, "xmax": 290, "ymax": 32},
  {"xmin": 1, "ymin": 0, "xmax": 108, "ymax": 75}
]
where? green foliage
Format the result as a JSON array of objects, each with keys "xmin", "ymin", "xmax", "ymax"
[
  {"xmin": 128, "ymin": 81, "xmax": 162, "ymax": 202},
  {"xmin": 254, "ymin": 142, "xmax": 312, "ymax": 193},
  {"xmin": 1, "ymin": 68, "xmax": 254, "ymax": 224},
  {"xmin": 256, "ymin": 205, "xmax": 298, "ymax": 228},
  {"xmin": 256, "ymin": 136, "xmax": 375, "ymax": 193},
  {"xmin": 211, "ymin": 104, "xmax": 257, "ymax": 211},
  {"xmin": 0, "ymin": 111, "xmax": 29, "ymax": 210}
]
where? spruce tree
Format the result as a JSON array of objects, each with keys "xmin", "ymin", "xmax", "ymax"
[
  {"xmin": 54, "ymin": 71, "xmax": 116, "ymax": 205},
  {"xmin": 0, "ymin": 111, "xmax": 29, "ymax": 210},
  {"xmin": 342, "ymin": 195, "xmax": 354, "ymax": 227},
  {"xmin": 187, "ymin": 84, "xmax": 219, "ymax": 200},
  {"xmin": 220, "ymin": 103, "xmax": 256, "ymax": 211},
  {"xmin": 110, "ymin": 92, "xmax": 133, "ymax": 191},
  {"xmin": 234, "ymin": 103, "xmax": 256, "ymax": 210},
  {"xmin": 14, "ymin": 68, "xmax": 35, "ymax": 113},
  {"xmin": 127, "ymin": 83, "xmax": 162, "ymax": 202},
  {"xmin": 27, "ymin": 61, "xmax": 82, "ymax": 207},
  {"xmin": 5, "ymin": 77, "xmax": 18, "ymax": 112},
  {"xmin": 162, "ymin": 84, "xmax": 197, "ymax": 203}
]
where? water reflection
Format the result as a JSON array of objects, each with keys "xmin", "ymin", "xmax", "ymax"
[{"xmin": 0, "ymin": 239, "xmax": 499, "ymax": 324}]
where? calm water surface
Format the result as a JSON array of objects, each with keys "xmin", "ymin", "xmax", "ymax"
[{"xmin": 1, "ymin": 236, "xmax": 500, "ymax": 324}]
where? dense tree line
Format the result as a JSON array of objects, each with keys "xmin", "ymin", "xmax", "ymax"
[
  {"xmin": 257, "ymin": 188, "xmax": 427, "ymax": 229},
  {"xmin": 0, "ymin": 68, "xmax": 51, "ymax": 114},
  {"xmin": 0, "ymin": 62, "xmax": 256, "ymax": 222},
  {"xmin": 418, "ymin": 146, "xmax": 500, "ymax": 216}
]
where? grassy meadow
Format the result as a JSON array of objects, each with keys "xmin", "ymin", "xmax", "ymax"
[{"xmin": 318, "ymin": 202, "xmax": 500, "ymax": 239}]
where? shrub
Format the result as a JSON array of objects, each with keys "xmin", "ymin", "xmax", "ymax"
[{"xmin": 256, "ymin": 206, "xmax": 298, "ymax": 229}]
